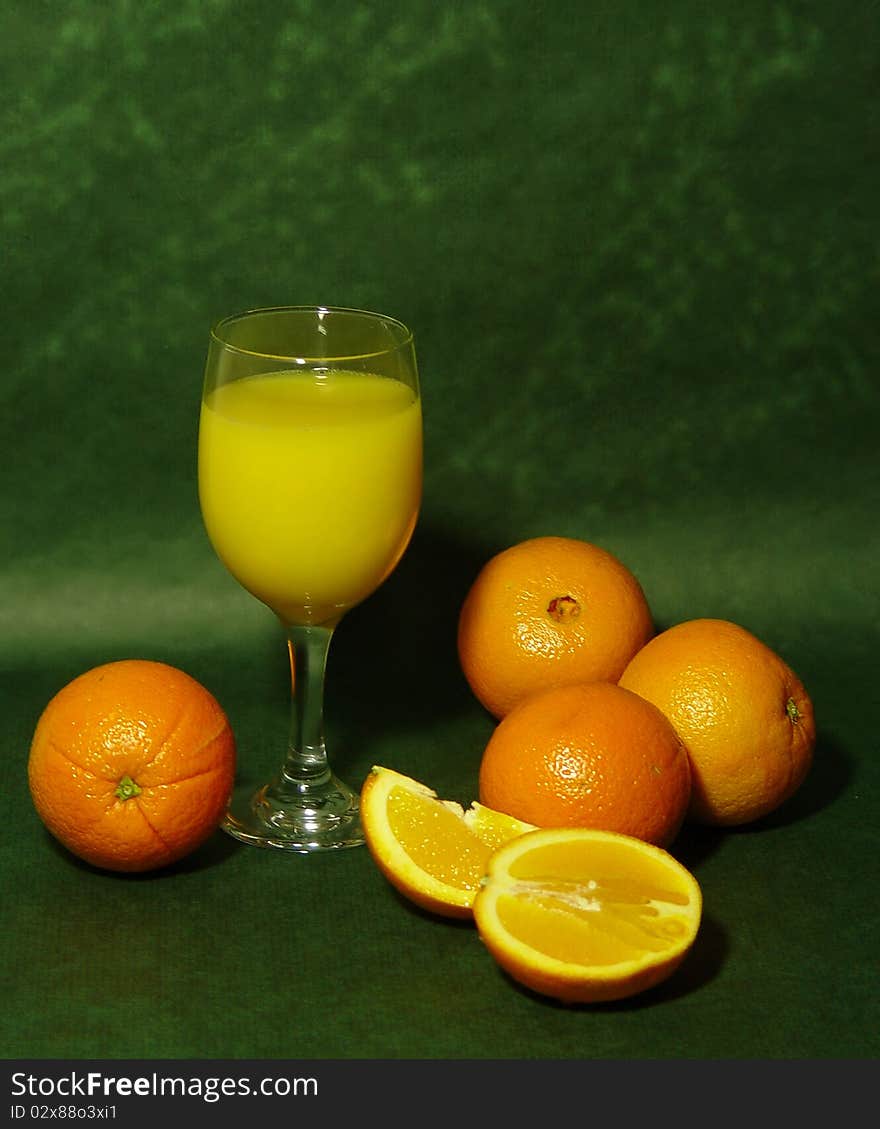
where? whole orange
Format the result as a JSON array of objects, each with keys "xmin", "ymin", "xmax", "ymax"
[
  {"xmin": 619, "ymin": 618, "xmax": 815, "ymax": 826},
  {"xmin": 478, "ymin": 681, "xmax": 691, "ymax": 847},
  {"xmin": 28, "ymin": 659, "xmax": 236, "ymax": 872},
  {"xmin": 457, "ymin": 536, "xmax": 654, "ymax": 718}
]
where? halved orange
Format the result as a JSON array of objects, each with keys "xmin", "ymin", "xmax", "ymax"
[
  {"xmin": 360, "ymin": 766, "xmax": 535, "ymax": 918},
  {"xmin": 472, "ymin": 827, "xmax": 702, "ymax": 1003}
]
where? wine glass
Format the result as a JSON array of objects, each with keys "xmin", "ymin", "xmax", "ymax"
[{"xmin": 198, "ymin": 306, "xmax": 422, "ymax": 851}]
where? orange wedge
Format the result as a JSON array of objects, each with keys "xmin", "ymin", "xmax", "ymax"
[
  {"xmin": 360, "ymin": 766, "xmax": 535, "ymax": 918},
  {"xmin": 472, "ymin": 827, "xmax": 702, "ymax": 1004}
]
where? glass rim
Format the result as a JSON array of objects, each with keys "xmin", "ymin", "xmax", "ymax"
[{"xmin": 209, "ymin": 305, "xmax": 415, "ymax": 364}]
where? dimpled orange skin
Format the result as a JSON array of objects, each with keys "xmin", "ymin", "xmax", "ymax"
[
  {"xmin": 28, "ymin": 659, "xmax": 236, "ymax": 872},
  {"xmin": 478, "ymin": 681, "xmax": 691, "ymax": 847},
  {"xmin": 619, "ymin": 618, "xmax": 815, "ymax": 827},
  {"xmin": 457, "ymin": 536, "xmax": 654, "ymax": 719}
]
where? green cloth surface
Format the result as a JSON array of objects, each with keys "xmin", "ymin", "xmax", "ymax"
[{"xmin": 1, "ymin": 0, "xmax": 877, "ymax": 1060}]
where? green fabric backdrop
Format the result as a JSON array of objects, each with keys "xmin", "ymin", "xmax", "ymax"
[{"xmin": 1, "ymin": 0, "xmax": 877, "ymax": 1059}]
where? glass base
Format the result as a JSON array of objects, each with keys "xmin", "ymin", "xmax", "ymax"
[{"xmin": 222, "ymin": 775, "xmax": 364, "ymax": 853}]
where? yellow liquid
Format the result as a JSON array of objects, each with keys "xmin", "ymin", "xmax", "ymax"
[{"xmin": 199, "ymin": 370, "xmax": 422, "ymax": 625}]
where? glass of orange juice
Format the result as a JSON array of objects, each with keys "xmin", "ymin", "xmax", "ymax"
[{"xmin": 198, "ymin": 306, "xmax": 422, "ymax": 851}]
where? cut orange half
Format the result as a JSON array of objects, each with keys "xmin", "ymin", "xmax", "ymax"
[
  {"xmin": 472, "ymin": 827, "xmax": 702, "ymax": 1004},
  {"xmin": 360, "ymin": 766, "xmax": 535, "ymax": 918}
]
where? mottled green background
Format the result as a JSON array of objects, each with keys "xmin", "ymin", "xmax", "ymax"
[{"xmin": 1, "ymin": 0, "xmax": 877, "ymax": 1060}]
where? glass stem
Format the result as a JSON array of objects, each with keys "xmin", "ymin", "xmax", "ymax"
[{"xmin": 277, "ymin": 622, "xmax": 335, "ymax": 795}]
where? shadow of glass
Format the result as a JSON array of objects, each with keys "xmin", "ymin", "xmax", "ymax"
[{"xmin": 326, "ymin": 521, "xmax": 497, "ymax": 732}]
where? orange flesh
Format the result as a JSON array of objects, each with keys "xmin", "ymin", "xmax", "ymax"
[
  {"xmin": 387, "ymin": 786, "xmax": 494, "ymax": 891},
  {"xmin": 495, "ymin": 885, "xmax": 692, "ymax": 965},
  {"xmin": 494, "ymin": 839, "xmax": 694, "ymax": 966}
]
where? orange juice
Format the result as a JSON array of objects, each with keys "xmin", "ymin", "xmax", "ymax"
[{"xmin": 199, "ymin": 369, "xmax": 422, "ymax": 626}]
